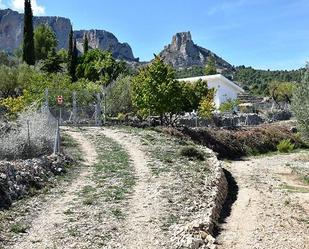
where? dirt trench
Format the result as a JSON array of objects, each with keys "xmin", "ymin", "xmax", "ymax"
[{"xmin": 216, "ymin": 152, "xmax": 309, "ymax": 249}]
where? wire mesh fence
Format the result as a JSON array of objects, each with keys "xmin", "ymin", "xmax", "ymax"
[
  {"xmin": 0, "ymin": 110, "xmax": 57, "ymax": 160},
  {"xmin": 43, "ymin": 89, "xmax": 104, "ymax": 127}
]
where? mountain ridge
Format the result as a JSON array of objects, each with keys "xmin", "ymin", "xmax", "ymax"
[{"xmin": 0, "ymin": 8, "xmax": 137, "ymax": 61}]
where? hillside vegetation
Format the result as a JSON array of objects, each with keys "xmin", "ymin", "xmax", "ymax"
[{"xmin": 175, "ymin": 66, "xmax": 304, "ymax": 96}]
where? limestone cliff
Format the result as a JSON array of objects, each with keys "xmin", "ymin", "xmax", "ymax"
[
  {"xmin": 74, "ymin": 30, "xmax": 137, "ymax": 61},
  {"xmin": 159, "ymin": 31, "xmax": 234, "ymax": 71},
  {"xmin": 0, "ymin": 9, "xmax": 137, "ymax": 61}
]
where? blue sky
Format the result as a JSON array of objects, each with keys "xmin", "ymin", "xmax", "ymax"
[{"xmin": 1, "ymin": 0, "xmax": 308, "ymax": 70}]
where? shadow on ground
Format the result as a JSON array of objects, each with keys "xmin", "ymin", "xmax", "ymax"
[{"xmin": 213, "ymin": 169, "xmax": 239, "ymax": 237}]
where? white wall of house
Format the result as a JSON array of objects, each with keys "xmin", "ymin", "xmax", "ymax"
[{"xmin": 177, "ymin": 74, "xmax": 245, "ymax": 109}]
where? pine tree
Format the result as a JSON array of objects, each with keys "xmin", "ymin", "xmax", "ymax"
[
  {"xmin": 22, "ymin": 0, "xmax": 35, "ymax": 65},
  {"xmin": 83, "ymin": 33, "xmax": 89, "ymax": 54},
  {"xmin": 204, "ymin": 57, "xmax": 217, "ymax": 76}
]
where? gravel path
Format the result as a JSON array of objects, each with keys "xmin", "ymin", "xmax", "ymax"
[
  {"xmin": 101, "ymin": 128, "xmax": 166, "ymax": 248},
  {"xmin": 11, "ymin": 130, "xmax": 98, "ymax": 249},
  {"xmin": 217, "ymin": 152, "xmax": 309, "ymax": 249}
]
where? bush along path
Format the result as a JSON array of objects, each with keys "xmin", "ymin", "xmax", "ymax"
[{"xmin": 216, "ymin": 152, "xmax": 309, "ymax": 249}]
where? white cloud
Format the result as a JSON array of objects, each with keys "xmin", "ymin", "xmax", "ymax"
[{"xmin": 10, "ymin": 0, "xmax": 45, "ymax": 15}]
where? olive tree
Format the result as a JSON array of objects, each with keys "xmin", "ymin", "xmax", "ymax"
[{"xmin": 292, "ymin": 65, "xmax": 309, "ymax": 141}]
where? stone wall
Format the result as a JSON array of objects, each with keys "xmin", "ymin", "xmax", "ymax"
[
  {"xmin": 0, "ymin": 154, "xmax": 72, "ymax": 209},
  {"xmin": 170, "ymin": 148, "xmax": 228, "ymax": 249}
]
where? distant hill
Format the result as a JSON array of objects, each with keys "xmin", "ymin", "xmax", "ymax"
[
  {"xmin": 0, "ymin": 8, "xmax": 137, "ymax": 61},
  {"xmin": 159, "ymin": 31, "xmax": 234, "ymax": 72},
  {"xmin": 233, "ymin": 66, "xmax": 304, "ymax": 95},
  {"xmin": 175, "ymin": 65, "xmax": 304, "ymax": 96}
]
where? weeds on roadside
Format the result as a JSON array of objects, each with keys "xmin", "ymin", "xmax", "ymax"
[
  {"xmin": 277, "ymin": 139, "xmax": 295, "ymax": 153},
  {"xmin": 10, "ymin": 223, "xmax": 29, "ymax": 234},
  {"xmin": 178, "ymin": 146, "xmax": 205, "ymax": 161}
]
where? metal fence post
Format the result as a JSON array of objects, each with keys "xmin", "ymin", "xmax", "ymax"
[
  {"xmin": 95, "ymin": 93, "xmax": 102, "ymax": 127},
  {"xmin": 27, "ymin": 120, "xmax": 31, "ymax": 156},
  {"xmin": 53, "ymin": 120, "xmax": 60, "ymax": 155},
  {"xmin": 72, "ymin": 91, "xmax": 77, "ymax": 125},
  {"xmin": 41, "ymin": 88, "xmax": 49, "ymax": 114}
]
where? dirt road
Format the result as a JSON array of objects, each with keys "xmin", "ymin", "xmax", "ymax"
[
  {"xmin": 8, "ymin": 127, "xmax": 166, "ymax": 249},
  {"xmin": 12, "ymin": 130, "xmax": 98, "ymax": 249},
  {"xmin": 217, "ymin": 152, "xmax": 309, "ymax": 249}
]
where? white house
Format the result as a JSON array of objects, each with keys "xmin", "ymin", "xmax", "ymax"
[{"xmin": 177, "ymin": 74, "xmax": 245, "ymax": 109}]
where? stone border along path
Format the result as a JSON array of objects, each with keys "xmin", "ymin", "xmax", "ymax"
[
  {"xmin": 99, "ymin": 128, "xmax": 167, "ymax": 248},
  {"xmin": 12, "ymin": 129, "xmax": 98, "ymax": 249},
  {"xmin": 216, "ymin": 152, "xmax": 309, "ymax": 249}
]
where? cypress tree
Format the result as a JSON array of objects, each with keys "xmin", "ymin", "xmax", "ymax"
[
  {"xmin": 67, "ymin": 26, "xmax": 73, "ymax": 71},
  {"xmin": 67, "ymin": 27, "xmax": 77, "ymax": 81},
  {"xmin": 72, "ymin": 38, "xmax": 78, "ymax": 81},
  {"xmin": 83, "ymin": 33, "xmax": 89, "ymax": 54},
  {"xmin": 22, "ymin": 0, "xmax": 35, "ymax": 65}
]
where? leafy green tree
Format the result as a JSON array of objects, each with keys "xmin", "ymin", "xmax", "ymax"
[
  {"xmin": 219, "ymin": 98, "xmax": 240, "ymax": 112},
  {"xmin": 76, "ymin": 49, "xmax": 126, "ymax": 84},
  {"xmin": 268, "ymin": 81, "xmax": 295, "ymax": 105},
  {"xmin": 181, "ymin": 79, "xmax": 212, "ymax": 112},
  {"xmin": 41, "ymin": 49, "xmax": 62, "ymax": 73},
  {"xmin": 199, "ymin": 91, "xmax": 215, "ymax": 118},
  {"xmin": 22, "ymin": 0, "xmax": 35, "ymax": 65},
  {"xmin": 132, "ymin": 56, "xmax": 185, "ymax": 124},
  {"xmin": 83, "ymin": 34, "xmax": 89, "ymax": 54},
  {"xmin": 106, "ymin": 75, "xmax": 133, "ymax": 116},
  {"xmin": 292, "ymin": 66, "xmax": 309, "ymax": 141},
  {"xmin": 57, "ymin": 49, "xmax": 68, "ymax": 63},
  {"xmin": 204, "ymin": 57, "xmax": 217, "ymax": 75},
  {"xmin": 34, "ymin": 24, "xmax": 57, "ymax": 61}
]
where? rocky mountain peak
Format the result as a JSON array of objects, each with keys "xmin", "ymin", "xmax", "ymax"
[
  {"xmin": 74, "ymin": 29, "xmax": 137, "ymax": 61},
  {"xmin": 159, "ymin": 31, "xmax": 234, "ymax": 71},
  {"xmin": 170, "ymin": 31, "xmax": 193, "ymax": 50}
]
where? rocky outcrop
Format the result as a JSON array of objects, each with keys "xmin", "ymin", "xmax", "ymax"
[
  {"xmin": 0, "ymin": 8, "xmax": 137, "ymax": 61},
  {"xmin": 159, "ymin": 32, "xmax": 234, "ymax": 71},
  {"xmin": 0, "ymin": 154, "xmax": 72, "ymax": 209},
  {"xmin": 0, "ymin": 8, "xmax": 71, "ymax": 52},
  {"xmin": 74, "ymin": 30, "xmax": 137, "ymax": 61}
]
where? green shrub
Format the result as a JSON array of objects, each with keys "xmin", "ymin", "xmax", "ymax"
[
  {"xmin": 292, "ymin": 66, "xmax": 309, "ymax": 142},
  {"xmin": 10, "ymin": 223, "xmax": 29, "ymax": 234},
  {"xmin": 277, "ymin": 139, "xmax": 295, "ymax": 153},
  {"xmin": 179, "ymin": 146, "xmax": 205, "ymax": 161},
  {"xmin": 117, "ymin": 113, "xmax": 126, "ymax": 121},
  {"xmin": 219, "ymin": 99, "xmax": 239, "ymax": 113}
]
